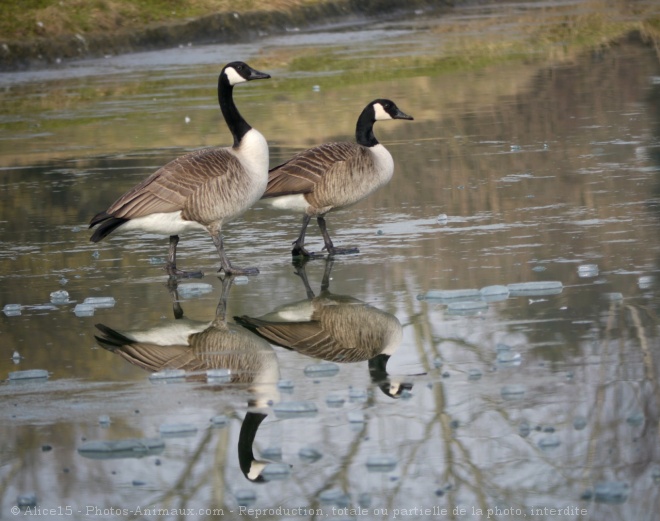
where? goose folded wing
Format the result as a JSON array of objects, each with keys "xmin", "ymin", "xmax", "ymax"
[
  {"xmin": 106, "ymin": 148, "xmax": 241, "ymax": 219},
  {"xmin": 264, "ymin": 142, "xmax": 360, "ymax": 197}
]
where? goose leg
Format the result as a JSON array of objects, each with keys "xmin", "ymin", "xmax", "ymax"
[
  {"xmin": 317, "ymin": 216, "xmax": 359, "ymax": 256},
  {"xmin": 165, "ymin": 235, "xmax": 204, "ymax": 279},
  {"xmin": 211, "ymin": 233, "xmax": 259, "ymax": 276},
  {"xmin": 292, "ymin": 214, "xmax": 317, "ymax": 258}
]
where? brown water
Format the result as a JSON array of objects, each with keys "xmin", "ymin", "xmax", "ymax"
[{"xmin": 1, "ymin": 2, "xmax": 659, "ymax": 520}]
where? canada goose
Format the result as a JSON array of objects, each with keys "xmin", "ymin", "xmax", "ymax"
[
  {"xmin": 235, "ymin": 259, "xmax": 414, "ymax": 398},
  {"xmin": 89, "ymin": 61, "xmax": 271, "ymax": 277},
  {"xmin": 94, "ymin": 277, "xmax": 282, "ymax": 483},
  {"xmin": 262, "ymin": 99, "xmax": 413, "ymax": 257}
]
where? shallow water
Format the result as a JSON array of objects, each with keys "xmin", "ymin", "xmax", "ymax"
[{"xmin": 1, "ymin": 2, "xmax": 660, "ymax": 520}]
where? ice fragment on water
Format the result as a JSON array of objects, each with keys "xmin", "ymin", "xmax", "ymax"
[
  {"xmin": 480, "ymin": 285, "xmax": 509, "ymax": 301},
  {"xmin": 319, "ymin": 488, "xmax": 349, "ymax": 506},
  {"xmin": 3, "ymin": 303, "xmax": 22, "ymax": 316},
  {"xmin": 537, "ymin": 435, "xmax": 561, "ymax": 450},
  {"xmin": 496, "ymin": 350, "xmax": 521, "ymax": 366},
  {"xmin": 304, "ymin": 362, "xmax": 339, "ymax": 377},
  {"xmin": 73, "ymin": 303, "xmax": 95, "ymax": 317},
  {"xmin": 577, "ymin": 264, "xmax": 599, "ymax": 278},
  {"xmin": 299, "ymin": 447, "xmax": 323, "ymax": 462},
  {"xmin": 507, "ymin": 281, "xmax": 563, "ymax": 296},
  {"xmin": 519, "ymin": 421, "xmax": 531, "ymax": 438},
  {"xmin": 177, "ymin": 283, "xmax": 213, "ymax": 298},
  {"xmin": 348, "ymin": 388, "xmax": 368, "ymax": 402},
  {"xmin": 366, "ymin": 455, "xmax": 398, "ymax": 472},
  {"xmin": 261, "ymin": 446, "xmax": 282, "ymax": 460},
  {"xmin": 83, "ymin": 296, "xmax": 116, "ymax": 308},
  {"xmin": 594, "ymin": 481, "xmax": 629, "ymax": 504},
  {"xmin": 206, "ymin": 368, "xmax": 231, "ymax": 383},
  {"xmin": 638, "ymin": 275, "xmax": 655, "ymax": 289},
  {"xmin": 501, "ymin": 384, "xmax": 526, "ymax": 400},
  {"xmin": 234, "ymin": 489, "xmax": 256, "ymax": 507},
  {"xmin": 326, "ymin": 394, "xmax": 345, "ymax": 408},
  {"xmin": 277, "ymin": 379, "xmax": 294, "ymax": 391},
  {"xmin": 159, "ymin": 423, "xmax": 198, "ymax": 437},
  {"xmin": 273, "ymin": 401, "xmax": 318, "ymax": 419},
  {"xmin": 17, "ymin": 493, "xmax": 37, "ymax": 508},
  {"xmin": 446, "ymin": 300, "xmax": 488, "ymax": 315},
  {"xmin": 49, "ymin": 290, "xmax": 70, "ymax": 303},
  {"xmin": 210, "ymin": 415, "xmax": 228, "ymax": 427},
  {"xmin": 626, "ymin": 411, "xmax": 644, "ymax": 427},
  {"xmin": 573, "ymin": 416, "xmax": 587, "ymax": 430},
  {"xmin": 261, "ymin": 462, "xmax": 291, "ymax": 480},
  {"xmin": 9, "ymin": 369, "xmax": 49, "ymax": 381},
  {"xmin": 347, "ymin": 410, "xmax": 366, "ymax": 423},
  {"xmin": 77, "ymin": 438, "xmax": 165, "ymax": 459},
  {"xmin": 149, "ymin": 369, "xmax": 186, "ymax": 381},
  {"xmin": 605, "ymin": 292, "xmax": 623, "ymax": 301},
  {"xmin": 437, "ymin": 213, "xmax": 448, "ymax": 224},
  {"xmin": 234, "ymin": 275, "xmax": 249, "ymax": 285},
  {"xmin": 420, "ymin": 289, "xmax": 481, "ymax": 302},
  {"xmin": 468, "ymin": 368, "xmax": 482, "ymax": 381}
]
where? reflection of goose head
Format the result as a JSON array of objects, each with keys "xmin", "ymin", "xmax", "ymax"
[
  {"xmin": 93, "ymin": 277, "xmax": 282, "ymax": 483},
  {"xmin": 235, "ymin": 259, "xmax": 412, "ymax": 398}
]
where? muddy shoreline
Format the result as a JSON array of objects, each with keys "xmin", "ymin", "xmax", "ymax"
[{"xmin": 0, "ymin": 0, "xmax": 453, "ymax": 72}]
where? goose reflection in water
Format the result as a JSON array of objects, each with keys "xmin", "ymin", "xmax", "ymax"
[
  {"xmin": 94, "ymin": 276, "xmax": 284, "ymax": 483},
  {"xmin": 235, "ymin": 259, "xmax": 414, "ymax": 398}
]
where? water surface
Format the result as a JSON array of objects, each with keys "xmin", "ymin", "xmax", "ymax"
[{"xmin": 1, "ymin": 2, "xmax": 659, "ymax": 520}]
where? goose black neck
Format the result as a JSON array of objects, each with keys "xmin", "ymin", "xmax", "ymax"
[
  {"xmin": 355, "ymin": 106, "xmax": 379, "ymax": 147},
  {"xmin": 219, "ymin": 75, "xmax": 252, "ymax": 148}
]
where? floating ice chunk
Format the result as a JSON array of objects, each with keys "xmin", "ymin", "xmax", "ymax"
[
  {"xmin": 17, "ymin": 493, "xmax": 37, "ymax": 507},
  {"xmin": 9, "ymin": 369, "xmax": 49, "ymax": 381},
  {"xmin": 366, "ymin": 455, "xmax": 398, "ymax": 472},
  {"xmin": 149, "ymin": 369, "xmax": 186, "ymax": 381},
  {"xmin": 234, "ymin": 275, "xmax": 249, "ymax": 285},
  {"xmin": 605, "ymin": 292, "xmax": 623, "ymax": 301},
  {"xmin": 358, "ymin": 492, "xmax": 372, "ymax": 508},
  {"xmin": 638, "ymin": 275, "xmax": 655, "ymax": 290},
  {"xmin": 446, "ymin": 300, "xmax": 488, "ymax": 315},
  {"xmin": 261, "ymin": 462, "xmax": 291, "ymax": 480},
  {"xmin": 573, "ymin": 416, "xmax": 587, "ymax": 430},
  {"xmin": 73, "ymin": 303, "xmax": 95, "ymax": 317},
  {"xmin": 496, "ymin": 350, "xmax": 521, "ymax": 366},
  {"xmin": 210, "ymin": 415, "xmax": 228, "ymax": 427},
  {"xmin": 594, "ymin": 481, "xmax": 629, "ymax": 504},
  {"xmin": 261, "ymin": 446, "xmax": 282, "ymax": 460},
  {"xmin": 12, "ymin": 351, "xmax": 22, "ymax": 362},
  {"xmin": 83, "ymin": 296, "xmax": 116, "ymax": 308},
  {"xmin": 537, "ymin": 435, "xmax": 561, "ymax": 450},
  {"xmin": 467, "ymin": 368, "xmax": 482, "ymax": 381},
  {"xmin": 319, "ymin": 488, "xmax": 349, "ymax": 506},
  {"xmin": 234, "ymin": 489, "xmax": 256, "ymax": 507},
  {"xmin": 326, "ymin": 394, "xmax": 345, "ymax": 408},
  {"xmin": 304, "ymin": 362, "xmax": 339, "ymax": 377},
  {"xmin": 277, "ymin": 379, "xmax": 294, "ymax": 391},
  {"xmin": 626, "ymin": 411, "xmax": 644, "ymax": 427},
  {"xmin": 177, "ymin": 283, "xmax": 213, "ymax": 298},
  {"xmin": 419, "ymin": 289, "xmax": 481, "ymax": 302},
  {"xmin": 519, "ymin": 421, "xmax": 531, "ymax": 438},
  {"xmin": 507, "ymin": 281, "xmax": 563, "ymax": 296},
  {"xmin": 437, "ymin": 213, "xmax": 448, "ymax": 224},
  {"xmin": 347, "ymin": 410, "xmax": 365, "ymax": 423},
  {"xmin": 49, "ymin": 290, "xmax": 70, "ymax": 304},
  {"xmin": 577, "ymin": 264, "xmax": 599, "ymax": 278},
  {"xmin": 433, "ymin": 357, "xmax": 443, "ymax": 369},
  {"xmin": 501, "ymin": 384, "xmax": 526, "ymax": 400},
  {"xmin": 77, "ymin": 438, "xmax": 165, "ymax": 459},
  {"xmin": 348, "ymin": 388, "xmax": 368, "ymax": 402},
  {"xmin": 159, "ymin": 423, "xmax": 197, "ymax": 437},
  {"xmin": 480, "ymin": 285, "xmax": 509, "ymax": 301},
  {"xmin": 206, "ymin": 368, "xmax": 231, "ymax": 383},
  {"xmin": 98, "ymin": 415, "xmax": 111, "ymax": 425},
  {"xmin": 3, "ymin": 303, "xmax": 22, "ymax": 316},
  {"xmin": 299, "ymin": 447, "xmax": 323, "ymax": 462},
  {"xmin": 273, "ymin": 401, "xmax": 318, "ymax": 419}
]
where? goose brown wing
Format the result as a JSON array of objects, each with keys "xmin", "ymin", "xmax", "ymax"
[
  {"xmin": 264, "ymin": 142, "xmax": 360, "ymax": 197},
  {"xmin": 106, "ymin": 147, "xmax": 241, "ymax": 219}
]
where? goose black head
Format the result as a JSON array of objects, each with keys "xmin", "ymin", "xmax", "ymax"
[
  {"xmin": 222, "ymin": 61, "xmax": 271, "ymax": 86},
  {"xmin": 371, "ymin": 99, "xmax": 414, "ymax": 121}
]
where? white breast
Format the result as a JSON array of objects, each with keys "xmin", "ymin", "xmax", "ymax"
[
  {"xmin": 233, "ymin": 128, "xmax": 269, "ymax": 201},
  {"xmin": 369, "ymin": 144, "xmax": 395, "ymax": 184}
]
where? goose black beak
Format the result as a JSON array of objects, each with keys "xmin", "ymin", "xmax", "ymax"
[
  {"xmin": 247, "ymin": 67, "xmax": 271, "ymax": 81},
  {"xmin": 394, "ymin": 109, "xmax": 414, "ymax": 121}
]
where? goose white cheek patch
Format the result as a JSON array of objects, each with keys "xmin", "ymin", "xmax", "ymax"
[
  {"xmin": 224, "ymin": 67, "xmax": 247, "ymax": 85},
  {"xmin": 373, "ymin": 103, "xmax": 392, "ymax": 121}
]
